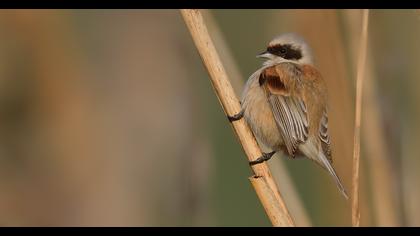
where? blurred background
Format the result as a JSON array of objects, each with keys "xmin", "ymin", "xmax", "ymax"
[{"xmin": 0, "ymin": 9, "xmax": 418, "ymax": 226}]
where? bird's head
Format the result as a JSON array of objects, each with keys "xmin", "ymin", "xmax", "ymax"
[{"xmin": 258, "ymin": 33, "xmax": 314, "ymax": 66}]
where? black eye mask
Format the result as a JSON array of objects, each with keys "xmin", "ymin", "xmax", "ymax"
[{"xmin": 267, "ymin": 44, "xmax": 302, "ymax": 60}]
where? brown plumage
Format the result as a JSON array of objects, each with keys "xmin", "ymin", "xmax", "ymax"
[{"xmin": 238, "ymin": 33, "xmax": 348, "ymax": 199}]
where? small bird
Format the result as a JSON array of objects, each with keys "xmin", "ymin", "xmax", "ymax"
[{"xmin": 229, "ymin": 33, "xmax": 348, "ymax": 199}]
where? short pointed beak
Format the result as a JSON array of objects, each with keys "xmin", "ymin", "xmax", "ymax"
[{"xmin": 256, "ymin": 51, "xmax": 271, "ymax": 59}]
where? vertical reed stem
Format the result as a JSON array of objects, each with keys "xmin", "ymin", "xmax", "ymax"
[{"xmin": 352, "ymin": 9, "xmax": 369, "ymax": 227}]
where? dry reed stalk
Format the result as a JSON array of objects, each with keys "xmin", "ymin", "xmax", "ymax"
[
  {"xmin": 201, "ymin": 9, "xmax": 311, "ymax": 227},
  {"xmin": 180, "ymin": 9, "xmax": 294, "ymax": 226},
  {"xmin": 200, "ymin": 10, "xmax": 244, "ymax": 96},
  {"xmin": 351, "ymin": 9, "xmax": 370, "ymax": 227},
  {"xmin": 344, "ymin": 10, "xmax": 399, "ymax": 226}
]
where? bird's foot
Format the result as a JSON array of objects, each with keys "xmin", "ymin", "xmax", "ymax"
[
  {"xmin": 228, "ymin": 109, "xmax": 244, "ymax": 122},
  {"xmin": 249, "ymin": 151, "xmax": 276, "ymax": 166}
]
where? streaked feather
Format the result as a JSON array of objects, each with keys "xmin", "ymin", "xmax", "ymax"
[
  {"xmin": 261, "ymin": 65, "xmax": 309, "ymax": 157},
  {"xmin": 319, "ymin": 109, "xmax": 332, "ymax": 162}
]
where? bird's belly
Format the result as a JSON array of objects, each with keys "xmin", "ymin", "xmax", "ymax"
[{"xmin": 242, "ymin": 86, "xmax": 284, "ymax": 151}]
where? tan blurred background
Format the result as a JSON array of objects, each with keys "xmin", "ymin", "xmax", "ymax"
[{"xmin": 0, "ymin": 9, "xmax": 418, "ymax": 226}]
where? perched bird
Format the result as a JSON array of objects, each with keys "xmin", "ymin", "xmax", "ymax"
[{"xmin": 229, "ymin": 33, "xmax": 348, "ymax": 199}]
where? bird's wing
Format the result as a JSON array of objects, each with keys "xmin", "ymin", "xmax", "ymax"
[
  {"xmin": 259, "ymin": 64, "xmax": 309, "ymax": 157},
  {"xmin": 319, "ymin": 109, "xmax": 333, "ymax": 162}
]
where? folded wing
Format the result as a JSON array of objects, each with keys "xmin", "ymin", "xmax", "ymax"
[{"xmin": 259, "ymin": 64, "xmax": 309, "ymax": 157}]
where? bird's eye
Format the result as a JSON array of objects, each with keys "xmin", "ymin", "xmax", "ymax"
[{"xmin": 267, "ymin": 45, "xmax": 288, "ymax": 57}]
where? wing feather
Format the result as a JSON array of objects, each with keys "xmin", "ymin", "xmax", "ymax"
[
  {"xmin": 261, "ymin": 64, "xmax": 309, "ymax": 157},
  {"xmin": 320, "ymin": 109, "xmax": 332, "ymax": 162}
]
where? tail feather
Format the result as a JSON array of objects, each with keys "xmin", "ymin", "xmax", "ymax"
[
  {"xmin": 318, "ymin": 152, "xmax": 349, "ymax": 200},
  {"xmin": 299, "ymin": 140, "xmax": 349, "ymax": 200}
]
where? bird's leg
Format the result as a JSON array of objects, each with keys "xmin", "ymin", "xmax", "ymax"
[
  {"xmin": 228, "ymin": 108, "xmax": 244, "ymax": 122},
  {"xmin": 249, "ymin": 151, "xmax": 276, "ymax": 165}
]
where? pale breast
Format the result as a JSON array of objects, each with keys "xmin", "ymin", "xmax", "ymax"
[{"xmin": 241, "ymin": 76, "xmax": 284, "ymax": 151}]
